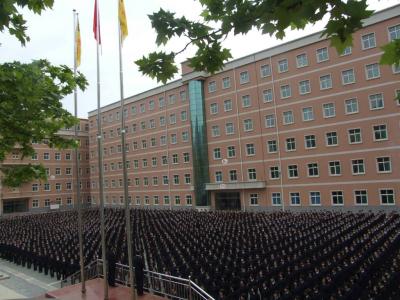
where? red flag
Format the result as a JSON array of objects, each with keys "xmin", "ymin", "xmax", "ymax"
[{"xmin": 93, "ymin": 0, "xmax": 101, "ymax": 44}]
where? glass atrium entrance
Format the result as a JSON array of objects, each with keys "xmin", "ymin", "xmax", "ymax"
[{"xmin": 215, "ymin": 192, "xmax": 241, "ymax": 210}]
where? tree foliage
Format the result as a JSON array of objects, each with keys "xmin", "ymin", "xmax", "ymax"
[
  {"xmin": 0, "ymin": 60, "xmax": 87, "ymax": 187},
  {"xmin": 0, "ymin": 0, "xmax": 54, "ymax": 45},
  {"xmin": 136, "ymin": 0, "xmax": 400, "ymax": 84}
]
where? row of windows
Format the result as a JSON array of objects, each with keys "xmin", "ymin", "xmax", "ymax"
[
  {"xmin": 91, "ymin": 152, "xmax": 191, "ymax": 174},
  {"xmin": 100, "ymin": 110, "xmax": 189, "ymax": 139},
  {"xmin": 213, "ymin": 156, "xmax": 394, "ymax": 183},
  {"xmin": 30, "ymin": 152, "xmax": 90, "ymax": 161},
  {"xmin": 211, "ymin": 125, "xmax": 389, "ymax": 155},
  {"xmin": 265, "ymin": 157, "xmax": 394, "ymax": 180},
  {"xmin": 31, "ymin": 181, "xmax": 89, "ymax": 192},
  {"xmin": 98, "ymin": 173, "xmax": 192, "ymax": 189},
  {"xmin": 248, "ymin": 189, "xmax": 396, "ymax": 206},
  {"xmin": 96, "ymin": 194, "xmax": 193, "ymax": 206},
  {"xmin": 207, "ymin": 25, "xmax": 400, "ymax": 93},
  {"xmin": 97, "ymin": 91, "xmax": 188, "ymax": 126},
  {"xmin": 210, "ymin": 90, "xmax": 400, "ymax": 120},
  {"xmin": 32, "ymin": 197, "xmax": 75, "ymax": 208},
  {"xmin": 101, "ymin": 152, "xmax": 191, "ymax": 172}
]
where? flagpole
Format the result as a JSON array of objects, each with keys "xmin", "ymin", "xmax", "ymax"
[
  {"xmin": 73, "ymin": 9, "xmax": 86, "ymax": 295},
  {"xmin": 117, "ymin": 1, "xmax": 135, "ymax": 298},
  {"xmin": 94, "ymin": 1, "xmax": 108, "ymax": 299}
]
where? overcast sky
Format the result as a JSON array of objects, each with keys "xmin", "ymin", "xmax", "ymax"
[{"xmin": 1, "ymin": 0, "xmax": 399, "ymax": 118}]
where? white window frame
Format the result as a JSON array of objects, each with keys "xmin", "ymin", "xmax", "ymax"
[
  {"xmin": 280, "ymin": 84, "xmax": 291, "ymax": 99},
  {"xmin": 341, "ymin": 68, "xmax": 355, "ymax": 85},
  {"xmin": 369, "ymin": 93, "xmax": 384, "ymax": 110},
  {"xmin": 331, "ymin": 191, "xmax": 344, "ymax": 206},
  {"xmin": 345, "ymin": 98, "xmax": 359, "ymax": 114},
  {"xmin": 309, "ymin": 191, "xmax": 321, "ymax": 206},
  {"xmin": 361, "ymin": 32, "xmax": 376, "ymax": 50},
  {"xmin": 298, "ymin": 79, "xmax": 311, "ymax": 95},
  {"xmin": 351, "ymin": 159, "xmax": 365, "ymax": 175},
  {"xmin": 354, "ymin": 190, "xmax": 368, "ymax": 206},
  {"xmin": 376, "ymin": 156, "xmax": 392, "ymax": 173},
  {"xmin": 319, "ymin": 74, "xmax": 332, "ymax": 90},
  {"xmin": 296, "ymin": 53, "xmax": 308, "ymax": 68},
  {"xmin": 316, "ymin": 47, "xmax": 329, "ymax": 63},
  {"xmin": 323, "ymin": 103, "xmax": 336, "ymax": 118},
  {"xmin": 365, "ymin": 63, "xmax": 380, "ymax": 80},
  {"xmin": 379, "ymin": 189, "xmax": 395, "ymax": 205},
  {"xmin": 278, "ymin": 59, "xmax": 288, "ymax": 73},
  {"xmin": 239, "ymin": 71, "xmax": 250, "ymax": 84}
]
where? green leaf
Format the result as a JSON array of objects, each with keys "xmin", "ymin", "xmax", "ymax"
[{"xmin": 380, "ymin": 40, "xmax": 400, "ymax": 66}]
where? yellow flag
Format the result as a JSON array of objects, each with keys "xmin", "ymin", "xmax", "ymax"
[
  {"xmin": 119, "ymin": 0, "xmax": 128, "ymax": 44},
  {"xmin": 75, "ymin": 19, "xmax": 81, "ymax": 67}
]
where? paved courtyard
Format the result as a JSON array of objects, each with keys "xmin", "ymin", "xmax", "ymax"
[{"xmin": 0, "ymin": 258, "xmax": 59, "ymax": 299}]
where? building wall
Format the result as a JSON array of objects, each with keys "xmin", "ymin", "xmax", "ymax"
[
  {"xmin": 86, "ymin": 5, "xmax": 399, "ymax": 211},
  {"xmin": 0, "ymin": 119, "xmax": 91, "ymax": 214}
]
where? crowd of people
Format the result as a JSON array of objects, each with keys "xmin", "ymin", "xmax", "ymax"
[{"xmin": 0, "ymin": 208, "xmax": 399, "ymax": 299}]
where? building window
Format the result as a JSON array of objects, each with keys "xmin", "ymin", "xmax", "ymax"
[
  {"xmin": 310, "ymin": 191, "xmax": 321, "ymax": 205},
  {"xmin": 241, "ymin": 95, "xmax": 251, "ymax": 108},
  {"xmin": 131, "ymin": 105, "xmax": 137, "ymax": 115},
  {"xmin": 55, "ymin": 168, "xmax": 61, "ymax": 175},
  {"xmin": 162, "ymin": 175, "xmax": 169, "ymax": 185},
  {"xmin": 151, "ymin": 157, "xmax": 157, "ymax": 167},
  {"xmin": 208, "ymin": 81, "xmax": 216, "ymax": 93},
  {"xmin": 369, "ymin": 93, "xmax": 384, "ymax": 110},
  {"xmin": 180, "ymin": 90, "xmax": 187, "ymax": 102},
  {"xmin": 316, "ymin": 47, "xmax": 329, "ymax": 62},
  {"xmin": 332, "ymin": 191, "xmax": 344, "ymax": 205},
  {"xmin": 186, "ymin": 195, "xmax": 192, "ymax": 206},
  {"xmin": 340, "ymin": 46, "xmax": 352, "ymax": 56},
  {"xmin": 32, "ymin": 183, "xmax": 39, "ymax": 192},
  {"xmin": 172, "ymin": 154, "xmax": 179, "ymax": 164},
  {"xmin": 67, "ymin": 197, "xmax": 72, "ymax": 205},
  {"xmin": 278, "ymin": 59, "xmax": 288, "ymax": 73},
  {"xmin": 263, "ymin": 89, "xmax": 273, "ymax": 102},
  {"xmin": 44, "ymin": 199, "xmax": 50, "ymax": 207},
  {"xmin": 392, "ymin": 64, "xmax": 400, "ymax": 74},
  {"xmin": 267, "ymin": 140, "xmax": 277, "ymax": 153},
  {"xmin": 352, "ymin": 159, "xmax": 365, "ymax": 175},
  {"xmin": 296, "ymin": 53, "xmax": 308, "ymax": 68},
  {"xmin": 213, "ymin": 148, "xmax": 221, "ymax": 160},
  {"xmin": 270, "ymin": 166, "xmax": 280, "ymax": 179},
  {"xmin": 170, "ymin": 134, "xmax": 177, "ymax": 144},
  {"xmin": 215, "ymin": 171, "xmax": 223, "ymax": 182},
  {"xmin": 181, "ymin": 110, "xmax": 188, "ymax": 121},
  {"xmin": 248, "ymin": 168, "xmax": 257, "ymax": 181},
  {"xmin": 31, "ymin": 153, "xmax": 38, "ymax": 160},
  {"xmin": 158, "ymin": 97, "xmax": 165, "ymax": 108},
  {"xmin": 376, "ymin": 157, "xmax": 391, "ymax": 173},
  {"xmin": 225, "ymin": 122, "xmax": 235, "ymax": 135},
  {"xmin": 224, "ymin": 99, "xmax": 233, "ymax": 111},
  {"xmin": 302, "ymin": 107, "xmax": 314, "ymax": 121},
  {"xmin": 173, "ymin": 175, "xmax": 180, "ymax": 185},
  {"xmin": 380, "ymin": 189, "xmax": 395, "ymax": 205},
  {"xmin": 183, "ymin": 152, "xmax": 190, "ymax": 163},
  {"xmin": 265, "ymin": 114, "xmax": 276, "ymax": 128},
  {"xmin": 243, "ymin": 119, "xmax": 253, "ymax": 131},
  {"xmin": 246, "ymin": 143, "xmax": 255, "ymax": 156},
  {"xmin": 272, "ymin": 193, "xmax": 281, "ymax": 206},
  {"xmin": 307, "ymin": 163, "xmax": 319, "ymax": 177},
  {"xmin": 210, "ymin": 103, "xmax": 218, "ymax": 114},
  {"xmin": 304, "ymin": 135, "xmax": 316, "ymax": 149},
  {"xmin": 323, "ymin": 103, "xmax": 336, "ymax": 118},
  {"xmin": 361, "ymin": 33, "xmax": 376, "ymax": 49},
  {"xmin": 239, "ymin": 71, "xmax": 249, "ymax": 84},
  {"xmin": 174, "ymin": 196, "xmax": 180, "ymax": 205},
  {"xmin": 373, "ymin": 124, "xmax": 388, "ymax": 141},
  {"xmin": 290, "ymin": 193, "xmax": 300, "ymax": 206},
  {"xmin": 44, "ymin": 152, "xmax": 50, "ymax": 160},
  {"xmin": 169, "ymin": 113, "xmax": 176, "ymax": 125},
  {"xmin": 159, "ymin": 116, "xmax": 166, "ymax": 127},
  {"xmin": 44, "ymin": 183, "xmax": 51, "ymax": 191},
  {"xmin": 149, "ymin": 119, "xmax": 156, "ymax": 129},
  {"xmin": 345, "ymin": 98, "xmax": 358, "ymax": 114},
  {"xmin": 56, "ymin": 183, "xmax": 61, "ymax": 192},
  {"xmin": 260, "ymin": 64, "xmax": 271, "ymax": 77},
  {"xmin": 152, "ymin": 177, "xmax": 158, "ymax": 185},
  {"xmin": 282, "ymin": 111, "xmax": 294, "ymax": 125},
  {"xmin": 211, "ymin": 125, "xmax": 220, "ymax": 137},
  {"xmin": 168, "ymin": 94, "xmax": 176, "ymax": 105},
  {"xmin": 222, "ymin": 77, "xmax": 231, "ymax": 89},
  {"xmin": 288, "ymin": 165, "xmax": 298, "ymax": 178},
  {"xmin": 319, "ymin": 74, "xmax": 332, "ymax": 90},
  {"xmin": 388, "ymin": 24, "xmax": 400, "ymax": 41},
  {"xmin": 329, "ymin": 161, "xmax": 341, "ymax": 176},
  {"xmin": 341, "ymin": 69, "xmax": 355, "ymax": 85},
  {"xmin": 66, "ymin": 167, "xmax": 72, "ymax": 175},
  {"xmin": 184, "ymin": 174, "xmax": 191, "ymax": 184},
  {"xmin": 298, "ymin": 80, "xmax": 311, "ymax": 95},
  {"xmin": 250, "ymin": 194, "xmax": 259, "ymax": 206},
  {"xmin": 182, "ymin": 131, "xmax": 189, "ymax": 142},
  {"xmin": 280, "ymin": 84, "xmax": 291, "ymax": 98},
  {"xmin": 285, "ymin": 138, "xmax": 296, "ymax": 151},
  {"xmin": 32, "ymin": 199, "xmax": 39, "ymax": 208},
  {"xmin": 365, "ymin": 63, "xmax": 380, "ymax": 80},
  {"xmin": 55, "ymin": 153, "xmax": 61, "ymax": 160},
  {"xmin": 229, "ymin": 170, "xmax": 237, "ymax": 182},
  {"xmin": 227, "ymin": 146, "xmax": 236, "ymax": 158},
  {"xmin": 354, "ymin": 190, "xmax": 368, "ymax": 205}
]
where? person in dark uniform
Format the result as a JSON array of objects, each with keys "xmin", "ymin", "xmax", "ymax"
[
  {"xmin": 107, "ymin": 247, "xmax": 117, "ymax": 287},
  {"xmin": 133, "ymin": 251, "xmax": 145, "ymax": 296}
]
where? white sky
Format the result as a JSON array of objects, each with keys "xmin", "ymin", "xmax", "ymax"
[{"xmin": 1, "ymin": 0, "xmax": 399, "ymax": 118}]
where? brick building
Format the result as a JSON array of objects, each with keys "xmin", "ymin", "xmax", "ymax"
[
  {"xmin": 88, "ymin": 5, "xmax": 400, "ymax": 211},
  {"xmin": 0, "ymin": 119, "xmax": 91, "ymax": 214}
]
